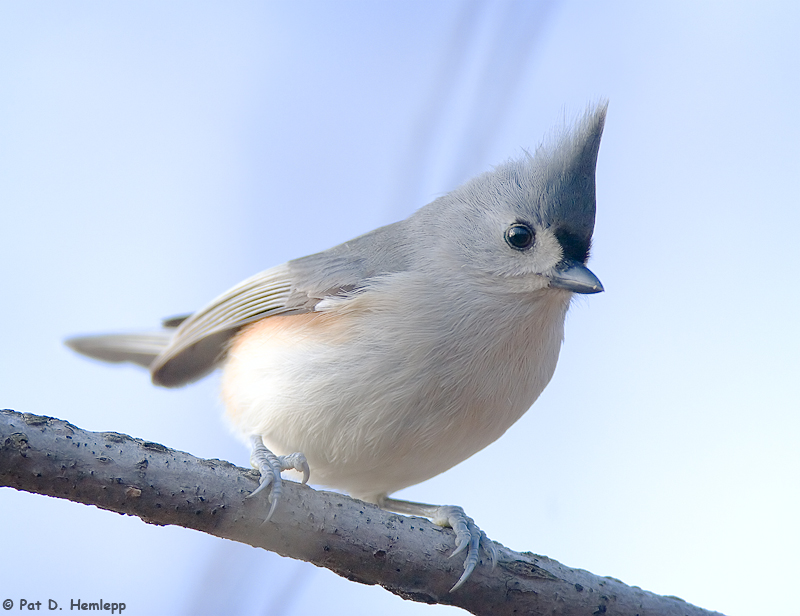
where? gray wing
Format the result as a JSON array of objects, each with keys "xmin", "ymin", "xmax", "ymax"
[
  {"xmin": 149, "ymin": 262, "xmax": 297, "ymax": 386},
  {"xmin": 148, "ymin": 219, "xmax": 412, "ymax": 387},
  {"xmin": 282, "ymin": 219, "xmax": 412, "ymax": 307},
  {"xmin": 66, "ymin": 220, "xmax": 412, "ymax": 387},
  {"xmin": 65, "ymin": 265, "xmax": 297, "ymax": 387}
]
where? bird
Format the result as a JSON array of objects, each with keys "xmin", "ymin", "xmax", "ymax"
[{"xmin": 66, "ymin": 102, "xmax": 607, "ymax": 591}]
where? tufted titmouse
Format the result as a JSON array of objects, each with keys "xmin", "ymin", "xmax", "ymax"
[{"xmin": 67, "ymin": 102, "xmax": 607, "ymax": 590}]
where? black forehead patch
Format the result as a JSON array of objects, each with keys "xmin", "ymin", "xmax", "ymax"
[{"xmin": 554, "ymin": 227, "xmax": 591, "ymax": 264}]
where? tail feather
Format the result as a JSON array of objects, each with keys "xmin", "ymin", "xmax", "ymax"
[{"xmin": 65, "ymin": 331, "xmax": 172, "ymax": 369}]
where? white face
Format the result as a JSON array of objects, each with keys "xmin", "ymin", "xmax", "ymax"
[
  {"xmin": 412, "ymin": 165, "xmax": 591, "ymax": 296},
  {"xmin": 495, "ymin": 223, "xmax": 567, "ymax": 292}
]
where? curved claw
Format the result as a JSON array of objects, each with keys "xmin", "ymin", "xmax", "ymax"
[
  {"xmin": 281, "ymin": 452, "xmax": 310, "ymax": 484},
  {"xmin": 450, "ymin": 518, "xmax": 482, "ymax": 591},
  {"xmin": 378, "ymin": 497, "xmax": 495, "ymax": 592},
  {"xmin": 248, "ymin": 472, "xmax": 274, "ymax": 498},
  {"xmin": 431, "ymin": 505, "xmax": 496, "ymax": 592},
  {"xmin": 246, "ymin": 436, "xmax": 308, "ymax": 523},
  {"xmin": 264, "ymin": 480, "xmax": 281, "ymax": 523}
]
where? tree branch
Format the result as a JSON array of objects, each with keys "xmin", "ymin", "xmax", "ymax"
[{"xmin": 0, "ymin": 409, "xmax": 724, "ymax": 616}]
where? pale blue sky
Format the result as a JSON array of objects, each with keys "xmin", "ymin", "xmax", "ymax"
[{"xmin": 1, "ymin": 3, "xmax": 798, "ymax": 615}]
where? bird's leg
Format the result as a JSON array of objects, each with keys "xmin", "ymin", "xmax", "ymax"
[
  {"xmin": 377, "ymin": 496, "xmax": 497, "ymax": 591},
  {"xmin": 247, "ymin": 435, "xmax": 310, "ymax": 522}
]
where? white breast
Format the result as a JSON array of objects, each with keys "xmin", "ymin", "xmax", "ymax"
[{"xmin": 220, "ymin": 271, "xmax": 571, "ymax": 502}]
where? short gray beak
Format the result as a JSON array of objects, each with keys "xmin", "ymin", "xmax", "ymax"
[{"xmin": 549, "ymin": 261, "xmax": 604, "ymax": 294}]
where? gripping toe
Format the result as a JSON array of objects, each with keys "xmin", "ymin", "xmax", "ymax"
[
  {"xmin": 378, "ymin": 496, "xmax": 496, "ymax": 592},
  {"xmin": 432, "ymin": 505, "xmax": 496, "ymax": 591},
  {"xmin": 247, "ymin": 436, "xmax": 309, "ymax": 522}
]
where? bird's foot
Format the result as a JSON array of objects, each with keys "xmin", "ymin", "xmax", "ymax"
[
  {"xmin": 247, "ymin": 435, "xmax": 309, "ymax": 522},
  {"xmin": 431, "ymin": 505, "xmax": 497, "ymax": 591},
  {"xmin": 379, "ymin": 497, "xmax": 497, "ymax": 591}
]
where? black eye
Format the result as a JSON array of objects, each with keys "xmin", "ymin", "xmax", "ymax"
[{"xmin": 504, "ymin": 223, "xmax": 535, "ymax": 251}]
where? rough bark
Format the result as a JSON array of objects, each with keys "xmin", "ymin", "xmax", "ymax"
[{"xmin": 0, "ymin": 409, "xmax": 725, "ymax": 616}]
